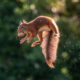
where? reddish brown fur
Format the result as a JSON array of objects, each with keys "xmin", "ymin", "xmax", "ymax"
[
  {"xmin": 17, "ymin": 16, "xmax": 60, "ymax": 68},
  {"xmin": 18, "ymin": 16, "xmax": 59, "ymax": 35}
]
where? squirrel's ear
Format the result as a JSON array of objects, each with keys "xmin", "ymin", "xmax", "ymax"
[
  {"xmin": 23, "ymin": 20, "xmax": 27, "ymax": 24},
  {"xmin": 19, "ymin": 21, "xmax": 23, "ymax": 25}
]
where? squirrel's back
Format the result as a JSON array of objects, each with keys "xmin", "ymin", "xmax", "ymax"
[
  {"xmin": 29, "ymin": 16, "xmax": 52, "ymax": 26},
  {"xmin": 28, "ymin": 16, "xmax": 59, "ymax": 35}
]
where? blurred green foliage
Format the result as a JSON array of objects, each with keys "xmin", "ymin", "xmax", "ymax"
[{"xmin": 0, "ymin": 0, "xmax": 80, "ymax": 80}]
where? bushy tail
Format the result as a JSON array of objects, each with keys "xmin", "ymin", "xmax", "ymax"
[{"xmin": 41, "ymin": 31, "xmax": 59, "ymax": 68}]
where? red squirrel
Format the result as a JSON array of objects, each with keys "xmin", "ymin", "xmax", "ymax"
[{"xmin": 17, "ymin": 16, "xmax": 60, "ymax": 68}]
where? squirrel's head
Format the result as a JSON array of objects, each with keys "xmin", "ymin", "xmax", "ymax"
[{"xmin": 17, "ymin": 20, "xmax": 27, "ymax": 37}]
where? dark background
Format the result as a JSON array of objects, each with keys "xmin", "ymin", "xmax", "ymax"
[{"xmin": 0, "ymin": 0, "xmax": 80, "ymax": 80}]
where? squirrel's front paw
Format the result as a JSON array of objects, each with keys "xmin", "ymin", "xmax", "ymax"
[{"xmin": 20, "ymin": 39, "xmax": 25, "ymax": 44}]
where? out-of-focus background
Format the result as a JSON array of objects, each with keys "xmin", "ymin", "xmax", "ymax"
[{"xmin": 0, "ymin": 0, "xmax": 80, "ymax": 80}]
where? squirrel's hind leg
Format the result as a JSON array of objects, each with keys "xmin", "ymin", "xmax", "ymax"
[{"xmin": 31, "ymin": 32, "xmax": 43, "ymax": 47}]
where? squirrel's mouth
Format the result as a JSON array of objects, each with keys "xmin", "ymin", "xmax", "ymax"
[{"xmin": 18, "ymin": 32, "xmax": 25, "ymax": 37}]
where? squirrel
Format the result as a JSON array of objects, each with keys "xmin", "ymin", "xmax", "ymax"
[{"xmin": 17, "ymin": 16, "xmax": 60, "ymax": 68}]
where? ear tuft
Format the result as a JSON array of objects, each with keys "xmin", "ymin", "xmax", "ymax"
[{"xmin": 23, "ymin": 20, "xmax": 27, "ymax": 24}]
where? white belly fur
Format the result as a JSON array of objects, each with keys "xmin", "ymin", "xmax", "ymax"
[{"xmin": 39, "ymin": 26, "xmax": 50, "ymax": 32}]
